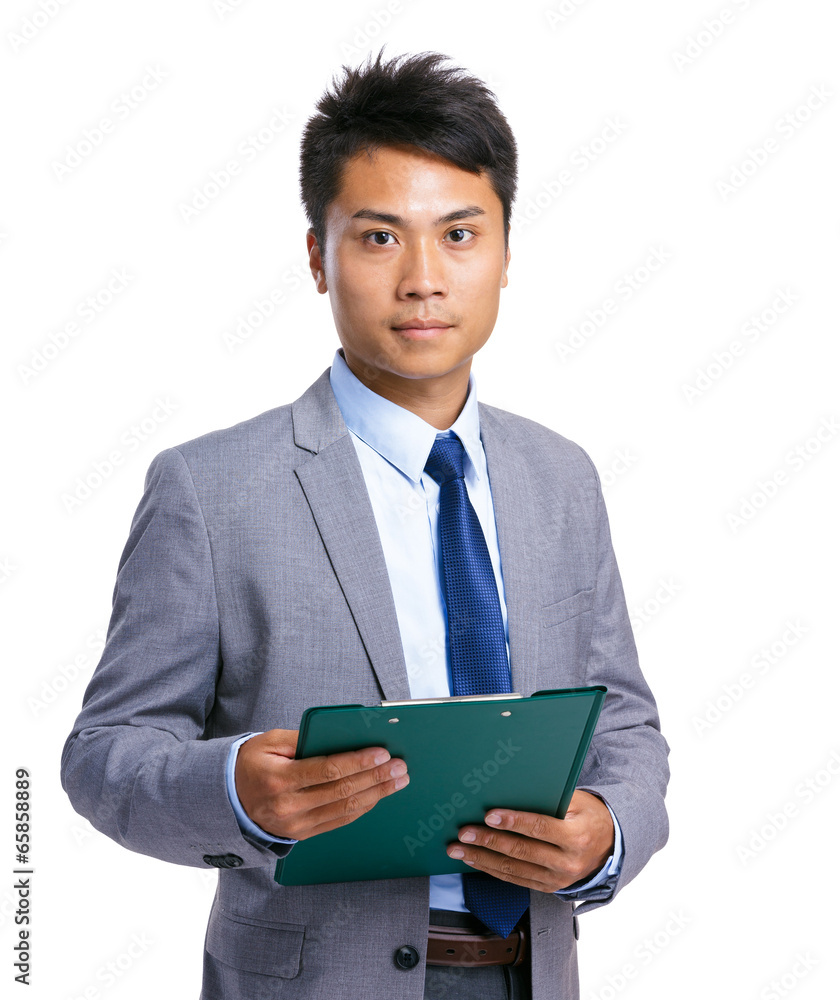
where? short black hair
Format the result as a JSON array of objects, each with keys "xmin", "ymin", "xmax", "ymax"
[{"xmin": 300, "ymin": 48, "xmax": 518, "ymax": 253}]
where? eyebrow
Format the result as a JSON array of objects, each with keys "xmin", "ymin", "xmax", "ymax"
[{"xmin": 350, "ymin": 205, "xmax": 487, "ymax": 226}]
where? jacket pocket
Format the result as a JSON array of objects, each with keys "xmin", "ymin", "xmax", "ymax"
[
  {"xmin": 541, "ymin": 588, "xmax": 594, "ymax": 628},
  {"xmin": 205, "ymin": 904, "xmax": 304, "ymax": 978}
]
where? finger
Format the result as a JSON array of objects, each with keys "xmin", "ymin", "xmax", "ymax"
[
  {"xmin": 448, "ymin": 833, "xmax": 590, "ymax": 892},
  {"xmin": 292, "ymin": 774, "xmax": 411, "ymax": 839},
  {"xmin": 453, "ymin": 824, "xmax": 558, "ymax": 871},
  {"xmin": 292, "ymin": 747, "xmax": 399, "ymax": 790},
  {"xmin": 457, "ymin": 814, "xmax": 606, "ymax": 879},
  {"xmin": 270, "ymin": 769, "xmax": 410, "ymax": 840},
  {"xmin": 290, "ymin": 751, "xmax": 408, "ymax": 801},
  {"xmin": 477, "ymin": 808, "xmax": 561, "ymax": 844},
  {"xmin": 236, "ymin": 739, "xmax": 409, "ymax": 839},
  {"xmin": 447, "ymin": 841, "xmax": 558, "ymax": 892},
  {"xmin": 291, "ymin": 755, "xmax": 408, "ymax": 810},
  {"xmin": 476, "ymin": 805, "xmax": 610, "ymax": 857}
]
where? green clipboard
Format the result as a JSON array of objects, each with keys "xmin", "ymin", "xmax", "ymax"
[{"xmin": 273, "ymin": 686, "xmax": 606, "ymax": 886}]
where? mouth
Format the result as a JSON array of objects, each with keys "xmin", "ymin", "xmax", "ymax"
[{"xmin": 391, "ymin": 319, "xmax": 454, "ymax": 341}]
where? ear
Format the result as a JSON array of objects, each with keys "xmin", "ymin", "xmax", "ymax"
[
  {"xmin": 501, "ymin": 234, "xmax": 511, "ymax": 289},
  {"xmin": 306, "ymin": 229, "xmax": 328, "ymax": 294}
]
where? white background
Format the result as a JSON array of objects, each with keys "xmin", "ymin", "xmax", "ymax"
[{"xmin": 2, "ymin": 0, "xmax": 838, "ymax": 997}]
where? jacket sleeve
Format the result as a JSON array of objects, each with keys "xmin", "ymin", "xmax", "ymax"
[
  {"xmin": 60, "ymin": 446, "xmax": 292, "ymax": 870},
  {"xmin": 572, "ymin": 461, "xmax": 670, "ymax": 915}
]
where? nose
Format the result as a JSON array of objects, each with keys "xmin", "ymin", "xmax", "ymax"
[{"xmin": 396, "ymin": 238, "xmax": 448, "ymax": 300}]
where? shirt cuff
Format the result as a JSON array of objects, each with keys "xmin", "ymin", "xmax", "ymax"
[
  {"xmin": 225, "ymin": 733, "xmax": 298, "ymax": 847},
  {"xmin": 553, "ymin": 799, "xmax": 623, "ymax": 899}
]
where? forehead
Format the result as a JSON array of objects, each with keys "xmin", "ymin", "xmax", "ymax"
[{"xmin": 329, "ymin": 144, "xmax": 503, "ymax": 222}]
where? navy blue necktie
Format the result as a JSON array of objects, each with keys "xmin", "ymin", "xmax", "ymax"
[{"xmin": 425, "ymin": 434, "xmax": 530, "ymax": 939}]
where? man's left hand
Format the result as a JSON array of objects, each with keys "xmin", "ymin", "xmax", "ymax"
[{"xmin": 446, "ymin": 789, "xmax": 614, "ymax": 893}]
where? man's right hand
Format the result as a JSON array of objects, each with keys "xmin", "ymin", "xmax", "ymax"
[{"xmin": 234, "ymin": 729, "xmax": 409, "ymax": 841}]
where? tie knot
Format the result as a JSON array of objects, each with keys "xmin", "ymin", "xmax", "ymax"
[{"xmin": 424, "ymin": 436, "xmax": 465, "ymax": 486}]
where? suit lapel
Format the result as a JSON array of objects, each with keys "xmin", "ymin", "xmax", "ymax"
[
  {"xmin": 479, "ymin": 405, "xmax": 541, "ymax": 697},
  {"xmin": 291, "ymin": 372, "xmax": 410, "ymax": 702},
  {"xmin": 289, "ymin": 371, "xmax": 541, "ymax": 702}
]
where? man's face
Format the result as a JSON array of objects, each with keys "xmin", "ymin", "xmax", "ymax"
[{"xmin": 307, "ymin": 144, "xmax": 510, "ymax": 398}]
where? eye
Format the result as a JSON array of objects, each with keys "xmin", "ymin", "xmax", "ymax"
[
  {"xmin": 445, "ymin": 228, "xmax": 475, "ymax": 244},
  {"xmin": 364, "ymin": 231, "xmax": 396, "ymax": 246}
]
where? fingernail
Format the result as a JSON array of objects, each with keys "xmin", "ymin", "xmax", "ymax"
[
  {"xmin": 374, "ymin": 751, "xmax": 390, "ymax": 765},
  {"xmin": 390, "ymin": 761, "xmax": 407, "ymax": 778},
  {"xmin": 394, "ymin": 775, "xmax": 409, "ymax": 790},
  {"xmin": 485, "ymin": 812, "xmax": 502, "ymax": 826},
  {"xmin": 448, "ymin": 847, "xmax": 464, "ymax": 859},
  {"xmin": 459, "ymin": 830, "xmax": 476, "ymax": 843}
]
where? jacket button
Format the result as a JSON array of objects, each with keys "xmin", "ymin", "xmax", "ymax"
[
  {"xmin": 203, "ymin": 854, "xmax": 244, "ymax": 869},
  {"xmin": 394, "ymin": 945, "xmax": 420, "ymax": 970}
]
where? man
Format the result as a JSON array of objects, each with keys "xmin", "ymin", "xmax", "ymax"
[{"xmin": 61, "ymin": 50, "xmax": 669, "ymax": 1000}]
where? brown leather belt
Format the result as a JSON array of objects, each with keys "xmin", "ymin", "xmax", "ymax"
[{"xmin": 426, "ymin": 923, "xmax": 528, "ymax": 967}]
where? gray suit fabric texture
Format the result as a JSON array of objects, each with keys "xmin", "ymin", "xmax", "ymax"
[{"xmin": 61, "ymin": 368, "xmax": 670, "ymax": 999}]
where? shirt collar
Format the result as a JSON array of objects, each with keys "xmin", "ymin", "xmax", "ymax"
[{"xmin": 328, "ymin": 349, "xmax": 484, "ymax": 484}]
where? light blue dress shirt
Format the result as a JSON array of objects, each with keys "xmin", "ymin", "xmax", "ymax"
[{"xmin": 226, "ymin": 349, "xmax": 623, "ymax": 910}]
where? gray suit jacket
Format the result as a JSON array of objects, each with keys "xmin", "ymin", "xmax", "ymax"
[{"xmin": 61, "ymin": 368, "xmax": 669, "ymax": 999}]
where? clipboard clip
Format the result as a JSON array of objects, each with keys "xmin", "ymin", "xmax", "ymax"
[{"xmin": 380, "ymin": 693, "xmax": 524, "ymax": 707}]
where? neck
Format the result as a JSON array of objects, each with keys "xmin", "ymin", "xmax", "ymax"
[{"xmin": 343, "ymin": 355, "xmax": 472, "ymax": 430}]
